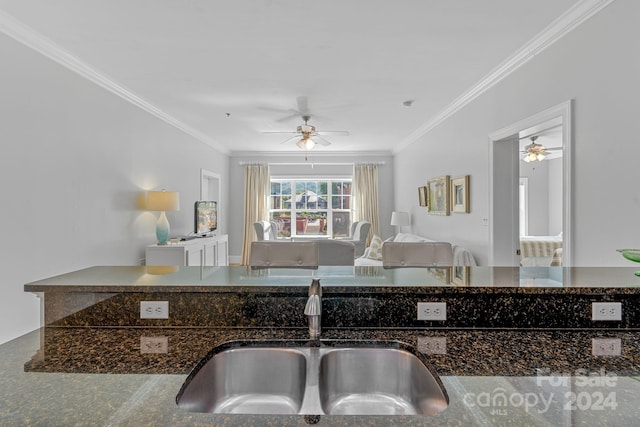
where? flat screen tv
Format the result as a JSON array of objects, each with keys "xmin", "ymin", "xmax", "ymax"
[{"xmin": 195, "ymin": 201, "xmax": 217, "ymax": 235}]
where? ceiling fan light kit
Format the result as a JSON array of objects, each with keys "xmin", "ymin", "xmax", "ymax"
[
  {"xmin": 262, "ymin": 101, "xmax": 349, "ymax": 152},
  {"xmin": 296, "ymin": 136, "xmax": 315, "ymax": 150},
  {"xmin": 521, "ymin": 135, "xmax": 560, "ymax": 163}
]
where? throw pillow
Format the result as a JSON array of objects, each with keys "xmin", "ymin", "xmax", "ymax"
[{"xmin": 366, "ymin": 234, "xmax": 383, "ymax": 260}]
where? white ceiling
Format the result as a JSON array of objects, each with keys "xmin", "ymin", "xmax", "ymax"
[{"xmin": 0, "ymin": 0, "xmax": 584, "ymax": 155}]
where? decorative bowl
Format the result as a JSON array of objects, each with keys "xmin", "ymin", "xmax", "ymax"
[{"xmin": 617, "ymin": 249, "xmax": 640, "ymax": 276}]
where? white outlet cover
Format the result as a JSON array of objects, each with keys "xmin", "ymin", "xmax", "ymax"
[
  {"xmin": 591, "ymin": 338, "xmax": 622, "ymax": 356},
  {"xmin": 140, "ymin": 336, "xmax": 169, "ymax": 354},
  {"xmin": 140, "ymin": 301, "xmax": 169, "ymax": 319},
  {"xmin": 417, "ymin": 302, "xmax": 447, "ymax": 321},
  {"xmin": 591, "ymin": 302, "xmax": 622, "ymax": 321},
  {"xmin": 417, "ymin": 336, "xmax": 447, "ymax": 355}
]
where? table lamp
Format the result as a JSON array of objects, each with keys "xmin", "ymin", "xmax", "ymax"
[
  {"xmin": 147, "ymin": 190, "xmax": 180, "ymax": 245},
  {"xmin": 390, "ymin": 211, "xmax": 410, "ymax": 234}
]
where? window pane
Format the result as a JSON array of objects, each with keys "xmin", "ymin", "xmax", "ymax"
[
  {"xmin": 270, "ymin": 195, "xmax": 281, "ymax": 210},
  {"xmin": 332, "ymin": 196, "xmax": 341, "ymax": 209},
  {"xmin": 297, "ymin": 211, "xmax": 327, "ymax": 236},
  {"xmin": 270, "ymin": 212, "xmax": 291, "ymax": 238},
  {"xmin": 332, "ymin": 212, "xmax": 351, "ymax": 238},
  {"xmin": 271, "ymin": 178, "xmax": 351, "ymax": 238}
]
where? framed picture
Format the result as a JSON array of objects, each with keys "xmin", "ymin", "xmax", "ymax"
[
  {"xmin": 451, "ymin": 175, "xmax": 470, "ymax": 213},
  {"xmin": 451, "ymin": 266, "xmax": 470, "ymax": 286},
  {"xmin": 418, "ymin": 186, "xmax": 428, "ymax": 207},
  {"xmin": 427, "ymin": 176, "xmax": 450, "ymax": 215}
]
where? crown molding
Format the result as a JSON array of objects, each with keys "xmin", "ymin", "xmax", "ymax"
[
  {"xmin": 0, "ymin": 10, "xmax": 229, "ymax": 155},
  {"xmin": 394, "ymin": 0, "xmax": 616, "ymax": 154},
  {"xmin": 230, "ymin": 150, "xmax": 393, "ymax": 158}
]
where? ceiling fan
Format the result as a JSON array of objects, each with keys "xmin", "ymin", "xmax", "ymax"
[
  {"xmin": 263, "ymin": 115, "xmax": 350, "ymax": 151},
  {"xmin": 521, "ymin": 136, "xmax": 562, "ymax": 162}
]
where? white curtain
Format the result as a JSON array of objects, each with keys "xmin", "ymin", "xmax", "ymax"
[
  {"xmin": 353, "ymin": 164, "xmax": 380, "ymax": 245},
  {"xmin": 241, "ymin": 164, "xmax": 270, "ymax": 265}
]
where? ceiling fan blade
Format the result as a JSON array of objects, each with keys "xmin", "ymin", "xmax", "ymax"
[
  {"xmin": 313, "ymin": 135, "xmax": 332, "ymax": 146},
  {"xmin": 316, "ymin": 130, "xmax": 350, "ymax": 136},
  {"xmin": 275, "ymin": 110, "xmax": 303, "ymax": 123},
  {"xmin": 279, "ymin": 135, "xmax": 301, "ymax": 144},
  {"xmin": 262, "ymin": 130, "xmax": 299, "ymax": 134},
  {"xmin": 296, "ymin": 95, "xmax": 309, "ymax": 115}
]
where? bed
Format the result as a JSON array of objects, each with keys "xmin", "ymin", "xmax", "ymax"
[{"xmin": 519, "ymin": 235, "xmax": 563, "ymax": 266}]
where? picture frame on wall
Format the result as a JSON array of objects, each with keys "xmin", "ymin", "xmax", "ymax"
[
  {"xmin": 451, "ymin": 175, "xmax": 470, "ymax": 213},
  {"xmin": 418, "ymin": 186, "xmax": 428, "ymax": 207},
  {"xmin": 427, "ymin": 175, "xmax": 450, "ymax": 215}
]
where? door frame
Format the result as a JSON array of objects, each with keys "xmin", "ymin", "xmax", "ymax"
[{"xmin": 488, "ymin": 100, "xmax": 573, "ymax": 266}]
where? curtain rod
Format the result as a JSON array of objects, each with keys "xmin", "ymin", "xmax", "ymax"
[{"xmin": 238, "ymin": 161, "xmax": 385, "ymax": 166}]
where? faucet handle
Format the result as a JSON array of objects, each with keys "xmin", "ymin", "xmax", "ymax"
[
  {"xmin": 304, "ymin": 294, "xmax": 321, "ymax": 316},
  {"xmin": 308, "ymin": 278, "xmax": 322, "ymax": 297}
]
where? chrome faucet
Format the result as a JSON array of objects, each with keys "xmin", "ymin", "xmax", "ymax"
[{"xmin": 304, "ymin": 278, "xmax": 322, "ymax": 340}]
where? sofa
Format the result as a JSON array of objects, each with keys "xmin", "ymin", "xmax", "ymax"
[
  {"xmin": 249, "ymin": 239, "xmax": 355, "ymax": 267},
  {"xmin": 355, "ymin": 232, "xmax": 477, "ymax": 267}
]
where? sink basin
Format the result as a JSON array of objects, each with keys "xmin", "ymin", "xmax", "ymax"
[
  {"xmin": 176, "ymin": 346, "xmax": 307, "ymax": 414},
  {"xmin": 319, "ymin": 347, "xmax": 448, "ymax": 415},
  {"xmin": 176, "ymin": 340, "xmax": 448, "ymax": 416}
]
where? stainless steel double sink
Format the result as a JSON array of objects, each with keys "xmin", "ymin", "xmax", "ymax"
[{"xmin": 176, "ymin": 340, "xmax": 449, "ymax": 416}]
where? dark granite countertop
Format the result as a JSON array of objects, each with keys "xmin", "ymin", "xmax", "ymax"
[
  {"xmin": 12, "ymin": 266, "xmax": 640, "ymax": 425},
  {"xmin": 3, "ymin": 326, "xmax": 640, "ymax": 426}
]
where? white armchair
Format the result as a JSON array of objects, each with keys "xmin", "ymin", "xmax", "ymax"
[
  {"xmin": 254, "ymin": 220, "xmax": 278, "ymax": 241},
  {"xmin": 346, "ymin": 221, "xmax": 371, "ymax": 258}
]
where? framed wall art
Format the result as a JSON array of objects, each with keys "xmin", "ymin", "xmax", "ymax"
[
  {"xmin": 427, "ymin": 175, "xmax": 450, "ymax": 215},
  {"xmin": 451, "ymin": 175, "xmax": 470, "ymax": 213},
  {"xmin": 418, "ymin": 186, "xmax": 428, "ymax": 207}
]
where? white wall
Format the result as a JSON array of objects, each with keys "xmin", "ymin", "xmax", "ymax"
[
  {"xmin": 0, "ymin": 34, "xmax": 228, "ymax": 343},
  {"xmin": 394, "ymin": 0, "xmax": 640, "ymax": 266},
  {"xmin": 519, "ymin": 157, "xmax": 563, "ymax": 236},
  {"xmin": 228, "ymin": 153, "xmax": 394, "ymax": 262},
  {"xmin": 520, "ymin": 160, "xmax": 550, "ymax": 236}
]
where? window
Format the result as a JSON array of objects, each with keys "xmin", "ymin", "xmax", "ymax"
[{"xmin": 270, "ymin": 178, "xmax": 352, "ymax": 238}]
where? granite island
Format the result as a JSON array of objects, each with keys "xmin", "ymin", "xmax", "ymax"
[{"xmin": 3, "ymin": 265, "xmax": 640, "ymax": 426}]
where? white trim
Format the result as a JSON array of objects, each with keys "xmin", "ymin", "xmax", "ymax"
[
  {"xmin": 488, "ymin": 100, "xmax": 573, "ymax": 266},
  {"xmin": 394, "ymin": 0, "xmax": 614, "ymax": 154},
  {"xmin": 231, "ymin": 150, "xmax": 392, "ymax": 157},
  {"xmin": 0, "ymin": 10, "xmax": 229, "ymax": 155},
  {"xmin": 519, "ymin": 177, "xmax": 529, "ymax": 237}
]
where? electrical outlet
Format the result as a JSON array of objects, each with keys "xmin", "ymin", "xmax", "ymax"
[
  {"xmin": 591, "ymin": 302, "xmax": 622, "ymax": 321},
  {"xmin": 591, "ymin": 338, "xmax": 621, "ymax": 356},
  {"xmin": 140, "ymin": 301, "xmax": 169, "ymax": 319},
  {"xmin": 140, "ymin": 336, "xmax": 168, "ymax": 354},
  {"xmin": 417, "ymin": 302, "xmax": 447, "ymax": 321},
  {"xmin": 417, "ymin": 336, "xmax": 447, "ymax": 355}
]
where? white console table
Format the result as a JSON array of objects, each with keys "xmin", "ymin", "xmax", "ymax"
[{"xmin": 145, "ymin": 234, "xmax": 228, "ymax": 266}]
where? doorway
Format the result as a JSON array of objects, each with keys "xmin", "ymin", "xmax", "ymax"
[{"xmin": 489, "ymin": 101, "xmax": 572, "ymax": 266}]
